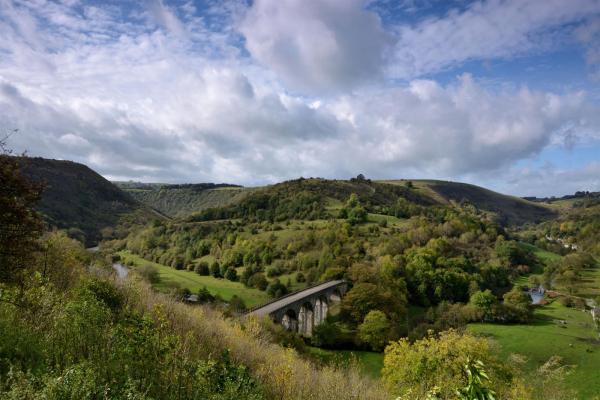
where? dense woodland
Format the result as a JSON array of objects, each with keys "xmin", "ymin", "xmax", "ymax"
[{"xmin": 2, "ymin": 153, "xmax": 596, "ymax": 399}]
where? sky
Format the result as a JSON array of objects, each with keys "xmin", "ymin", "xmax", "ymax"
[{"xmin": 1, "ymin": 0, "xmax": 600, "ymax": 197}]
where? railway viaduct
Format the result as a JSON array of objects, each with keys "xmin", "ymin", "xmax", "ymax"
[{"xmin": 246, "ymin": 280, "xmax": 348, "ymax": 336}]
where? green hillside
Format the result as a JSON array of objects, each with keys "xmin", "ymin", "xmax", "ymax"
[
  {"xmin": 18, "ymin": 157, "xmax": 160, "ymax": 245},
  {"xmin": 384, "ymin": 179, "xmax": 557, "ymax": 225},
  {"xmin": 188, "ymin": 177, "xmax": 438, "ymax": 223}
]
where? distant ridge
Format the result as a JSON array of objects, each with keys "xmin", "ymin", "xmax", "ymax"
[
  {"xmin": 115, "ymin": 181, "xmax": 251, "ymax": 218},
  {"xmin": 409, "ymin": 180, "xmax": 557, "ymax": 225}
]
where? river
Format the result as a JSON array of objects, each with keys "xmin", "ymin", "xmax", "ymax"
[
  {"xmin": 112, "ymin": 263, "xmax": 129, "ymax": 279},
  {"xmin": 526, "ymin": 285, "xmax": 545, "ymax": 304}
]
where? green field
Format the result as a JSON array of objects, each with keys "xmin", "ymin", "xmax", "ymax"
[
  {"xmin": 306, "ymin": 347, "xmax": 384, "ymax": 379},
  {"xmin": 513, "ymin": 243, "xmax": 562, "ymax": 287},
  {"xmin": 469, "ymin": 301, "xmax": 600, "ymax": 399},
  {"xmin": 118, "ymin": 251, "xmax": 270, "ymax": 307},
  {"xmin": 577, "ymin": 265, "xmax": 600, "ymax": 299}
]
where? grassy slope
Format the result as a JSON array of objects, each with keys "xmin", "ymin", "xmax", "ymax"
[
  {"xmin": 384, "ymin": 179, "xmax": 557, "ymax": 225},
  {"xmin": 118, "ymin": 250, "xmax": 270, "ymax": 307},
  {"xmin": 122, "ymin": 185, "xmax": 253, "ymax": 218},
  {"xmin": 306, "ymin": 347, "xmax": 384, "ymax": 379},
  {"xmin": 469, "ymin": 301, "xmax": 600, "ymax": 399}
]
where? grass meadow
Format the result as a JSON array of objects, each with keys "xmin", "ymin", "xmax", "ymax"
[
  {"xmin": 118, "ymin": 250, "xmax": 270, "ymax": 307},
  {"xmin": 469, "ymin": 301, "xmax": 600, "ymax": 399}
]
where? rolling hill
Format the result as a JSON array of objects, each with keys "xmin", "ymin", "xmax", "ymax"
[
  {"xmin": 183, "ymin": 177, "xmax": 556, "ymax": 226},
  {"xmin": 384, "ymin": 179, "xmax": 557, "ymax": 225},
  {"xmin": 18, "ymin": 157, "xmax": 161, "ymax": 245}
]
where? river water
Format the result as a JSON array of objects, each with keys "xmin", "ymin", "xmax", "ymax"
[
  {"xmin": 527, "ymin": 286, "xmax": 545, "ymax": 304},
  {"xmin": 112, "ymin": 263, "xmax": 129, "ymax": 279}
]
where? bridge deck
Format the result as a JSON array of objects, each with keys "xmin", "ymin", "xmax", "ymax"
[{"xmin": 247, "ymin": 280, "xmax": 345, "ymax": 317}]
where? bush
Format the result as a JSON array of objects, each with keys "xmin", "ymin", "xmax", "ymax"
[
  {"xmin": 266, "ymin": 279, "xmax": 288, "ymax": 298},
  {"xmin": 138, "ymin": 264, "xmax": 161, "ymax": 284},
  {"xmin": 228, "ymin": 295, "xmax": 246, "ymax": 312},
  {"xmin": 295, "ymin": 272, "xmax": 306, "ymax": 283},
  {"xmin": 225, "ymin": 267, "xmax": 238, "ymax": 281},
  {"xmin": 197, "ymin": 286, "xmax": 215, "ymax": 303},
  {"xmin": 358, "ymin": 310, "xmax": 390, "ymax": 351},
  {"xmin": 194, "ymin": 261, "xmax": 210, "ymax": 275},
  {"xmin": 266, "ymin": 265, "xmax": 282, "ymax": 278},
  {"xmin": 249, "ymin": 273, "xmax": 268, "ymax": 291},
  {"xmin": 210, "ymin": 261, "xmax": 222, "ymax": 278}
]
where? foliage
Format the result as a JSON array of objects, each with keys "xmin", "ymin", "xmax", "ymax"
[
  {"xmin": 0, "ymin": 154, "xmax": 44, "ymax": 286},
  {"xmin": 138, "ymin": 263, "xmax": 161, "ymax": 284},
  {"xmin": 382, "ymin": 330, "xmax": 511, "ymax": 399},
  {"xmin": 455, "ymin": 358, "xmax": 496, "ymax": 400},
  {"xmin": 358, "ymin": 310, "xmax": 390, "ymax": 351}
]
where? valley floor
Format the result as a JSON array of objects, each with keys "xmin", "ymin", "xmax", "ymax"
[
  {"xmin": 469, "ymin": 301, "xmax": 600, "ymax": 399},
  {"xmin": 117, "ymin": 250, "xmax": 270, "ymax": 307}
]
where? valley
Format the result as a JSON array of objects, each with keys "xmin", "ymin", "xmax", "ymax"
[{"xmin": 2, "ymin": 155, "xmax": 599, "ymax": 399}]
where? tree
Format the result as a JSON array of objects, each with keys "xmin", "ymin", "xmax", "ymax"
[
  {"xmin": 224, "ymin": 267, "xmax": 238, "ymax": 281},
  {"xmin": 194, "ymin": 261, "xmax": 209, "ymax": 276},
  {"xmin": 210, "ymin": 261, "xmax": 222, "ymax": 278},
  {"xmin": 469, "ymin": 290, "xmax": 497, "ymax": 321},
  {"xmin": 138, "ymin": 264, "xmax": 161, "ymax": 284},
  {"xmin": 249, "ymin": 273, "xmax": 268, "ymax": 291},
  {"xmin": 383, "ymin": 330, "xmax": 507, "ymax": 399},
  {"xmin": 358, "ymin": 310, "xmax": 390, "ymax": 351},
  {"xmin": 0, "ymin": 152, "xmax": 44, "ymax": 287},
  {"xmin": 228, "ymin": 295, "xmax": 246, "ymax": 312},
  {"xmin": 341, "ymin": 282, "xmax": 405, "ymax": 324},
  {"xmin": 341, "ymin": 194, "xmax": 368, "ymax": 225},
  {"xmin": 266, "ymin": 279, "xmax": 288, "ymax": 298}
]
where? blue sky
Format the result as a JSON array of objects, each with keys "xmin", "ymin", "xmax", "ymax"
[{"xmin": 1, "ymin": 0, "xmax": 599, "ymax": 196}]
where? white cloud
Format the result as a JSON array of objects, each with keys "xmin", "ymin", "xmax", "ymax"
[
  {"xmin": 389, "ymin": 0, "xmax": 600, "ymax": 79},
  {"xmin": 494, "ymin": 161, "xmax": 600, "ymax": 197},
  {"xmin": 239, "ymin": 0, "xmax": 390, "ymax": 94},
  {"xmin": 0, "ymin": 0, "xmax": 599, "ymax": 196}
]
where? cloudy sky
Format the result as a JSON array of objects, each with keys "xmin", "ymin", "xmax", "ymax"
[{"xmin": 1, "ymin": 0, "xmax": 600, "ymax": 196}]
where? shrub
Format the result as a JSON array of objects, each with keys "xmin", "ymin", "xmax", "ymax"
[
  {"xmin": 249, "ymin": 273, "xmax": 268, "ymax": 291},
  {"xmin": 358, "ymin": 310, "xmax": 390, "ymax": 351},
  {"xmin": 195, "ymin": 261, "xmax": 210, "ymax": 275},
  {"xmin": 383, "ymin": 330, "xmax": 508, "ymax": 399},
  {"xmin": 137, "ymin": 264, "xmax": 161, "ymax": 284},
  {"xmin": 225, "ymin": 267, "xmax": 238, "ymax": 282},
  {"xmin": 211, "ymin": 261, "xmax": 222, "ymax": 278},
  {"xmin": 295, "ymin": 272, "xmax": 306, "ymax": 283},
  {"xmin": 228, "ymin": 295, "xmax": 246, "ymax": 312},
  {"xmin": 266, "ymin": 279, "xmax": 288, "ymax": 298}
]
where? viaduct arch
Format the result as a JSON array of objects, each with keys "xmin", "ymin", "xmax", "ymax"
[{"xmin": 246, "ymin": 280, "xmax": 347, "ymax": 336}]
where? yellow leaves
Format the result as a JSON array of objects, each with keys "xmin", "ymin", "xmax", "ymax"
[{"xmin": 383, "ymin": 329, "xmax": 498, "ymax": 399}]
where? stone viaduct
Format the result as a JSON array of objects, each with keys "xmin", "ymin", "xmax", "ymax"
[{"xmin": 246, "ymin": 280, "xmax": 348, "ymax": 336}]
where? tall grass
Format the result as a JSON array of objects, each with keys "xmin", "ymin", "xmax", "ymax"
[{"xmin": 121, "ymin": 278, "xmax": 390, "ymax": 400}]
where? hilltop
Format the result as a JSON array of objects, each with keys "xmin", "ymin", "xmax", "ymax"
[
  {"xmin": 18, "ymin": 157, "xmax": 161, "ymax": 245},
  {"xmin": 186, "ymin": 177, "xmax": 556, "ymax": 226},
  {"xmin": 384, "ymin": 180, "xmax": 557, "ymax": 225}
]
